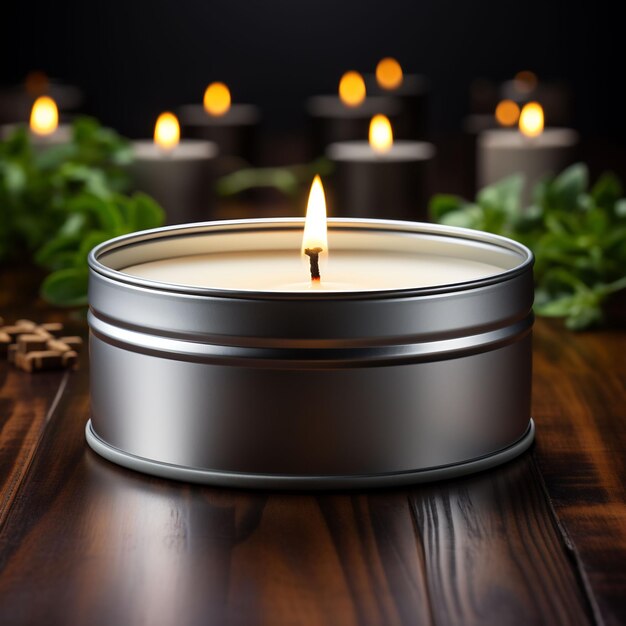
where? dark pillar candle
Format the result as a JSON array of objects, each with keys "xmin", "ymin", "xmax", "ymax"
[
  {"xmin": 131, "ymin": 140, "xmax": 219, "ymax": 225},
  {"xmin": 365, "ymin": 74, "xmax": 430, "ymax": 140},
  {"xmin": 306, "ymin": 96, "xmax": 402, "ymax": 158},
  {"xmin": 326, "ymin": 140, "xmax": 435, "ymax": 222},
  {"xmin": 0, "ymin": 82, "xmax": 83, "ymax": 124},
  {"xmin": 178, "ymin": 104, "xmax": 260, "ymax": 166}
]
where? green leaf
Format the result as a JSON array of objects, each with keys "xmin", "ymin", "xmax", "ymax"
[
  {"xmin": 429, "ymin": 162, "xmax": 626, "ymax": 330},
  {"xmin": 77, "ymin": 231, "xmax": 110, "ymax": 262},
  {"xmin": 35, "ymin": 233, "xmax": 84, "ymax": 268},
  {"xmin": 477, "ymin": 174, "xmax": 524, "ymax": 216},
  {"xmin": 58, "ymin": 212, "xmax": 88, "ymax": 238},
  {"xmin": 550, "ymin": 163, "xmax": 588, "ymax": 209},
  {"xmin": 584, "ymin": 208, "xmax": 609, "ymax": 236},
  {"xmin": 1, "ymin": 162, "xmax": 27, "ymax": 193},
  {"xmin": 591, "ymin": 172, "xmax": 622, "ymax": 209},
  {"xmin": 565, "ymin": 306, "xmax": 603, "ymax": 330},
  {"xmin": 439, "ymin": 205, "xmax": 484, "ymax": 229},
  {"xmin": 535, "ymin": 295, "xmax": 577, "ymax": 317},
  {"xmin": 40, "ymin": 267, "xmax": 89, "ymax": 307},
  {"xmin": 0, "ymin": 125, "xmax": 30, "ymax": 157},
  {"xmin": 72, "ymin": 116, "xmax": 101, "ymax": 141},
  {"xmin": 122, "ymin": 192, "xmax": 166, "ymax": 231},
  {"xmin": 64, "ymin": 194, "xmax": 124, "ymax": 232},
  {"xmin": 429, "ymin": 194, "xmax": 463, "ymax": 221},
  {"xmin": 35, "ymin": 144, "xmax": 78, "ymax": 170}
]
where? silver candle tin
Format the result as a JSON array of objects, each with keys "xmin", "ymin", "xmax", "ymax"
[{"xmin": 86, "ymin": 218, "xmax": 535, "ymax": 489}]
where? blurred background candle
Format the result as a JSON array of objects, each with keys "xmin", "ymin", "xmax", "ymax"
[
  {"xmin": 178, "ymin": 82, "xmax": 260, "ymax": 168},
  {"xmin": 462, "ymin": 99, "xmax": 521, "ymax": 194},
  {"xmin": 131, "ymin": 111, "xmax": 218, "ymax": 224},
  {"xmin": 365, "ymin": 57, "xmax": 430, "ymax": 140},
  {"xmin": 500, "ymin": 70, "xmax": 573, "ymax": 127},
  {"xmin": 469, "ymin": 71, "xmax": 573, "ymax": 128},
  {"xmin": 1, "ymin": 95, "xmax": 72, "ymax": 147},
  {"xmin": 478, "ymin": 101, "xmax": 579, "ymax": 203},
  {"xmin": 0, "ymin": 71, "xmax": 83, "ymax": 125},
  {"xmin": 307, "ymin": 70, "xmax": 402, "ymax": 157},
  {"xmin": 327, "ymin": 114, "xmax": 435, "ymax": 220}
]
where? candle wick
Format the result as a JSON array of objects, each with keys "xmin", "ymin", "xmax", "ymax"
[{"xmin": 304, "ymin": 247, "xmax": 323, "ymax": 282}]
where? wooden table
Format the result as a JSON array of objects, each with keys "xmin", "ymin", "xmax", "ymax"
[{"xmin": 0, "ymin": 268, "xmax": 624, "ymax": 626}]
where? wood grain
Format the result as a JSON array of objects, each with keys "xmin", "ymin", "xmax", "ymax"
[
  {"xmin": 0, "ymin": 266, "xmax": 621, "ymax": 625},
  {"xmin": 410, "ymin": 456, "xmax": 592, "ymax": 625},
  {"xmin": 533, "ymin": 320, "xmax": 626, "ymax": 626},
  {"xmin": 0, "ymin": 367, "xmax": 68, "ymax": 528},
  {"xmin": 0, "ymin": 358, "xmax": 594, "ymax": 626}
]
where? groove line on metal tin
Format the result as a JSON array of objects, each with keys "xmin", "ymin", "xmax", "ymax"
[{"xmin": 89, "ymin": 311, "xmax": 533, "ymax": 367}]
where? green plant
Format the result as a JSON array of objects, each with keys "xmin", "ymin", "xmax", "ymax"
[
  {"xmin": 0, "ymin": 117, "xmax": 165, "ymax": 306},
  {"xmin": 430, "ymin": 164, "xmax": 626, "ymax": 329},
  {"xmin": 216, "ymin": 158, "xmax": 333, "ymax": 197}
]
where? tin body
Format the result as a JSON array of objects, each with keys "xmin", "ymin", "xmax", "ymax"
[{"xmin": 87, "ymin": 219, "xmax": 534, "ymax": 489}]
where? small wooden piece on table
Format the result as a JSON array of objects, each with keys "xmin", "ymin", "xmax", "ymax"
[{"xmin": 0, "ymin": 318, "xmax": 83, "ymax": 372}]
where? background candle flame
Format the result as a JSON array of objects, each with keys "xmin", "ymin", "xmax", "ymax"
[
  {"xmin": 514, "ymin": 70, "xmax": 538, "ymax": 94},
  {"xmin": 519, "ymin": 102, "xmax": 544, "ymax": 138},
  {"xmin": 339, "ymin": 71, "xmax": 366, "ymax": 108},
  {"xmin": 203, "ymin": 82, "xmax": 231, "ymax": 116},
  {"xmin": 154, "ymin": 112, "xmax": 180, "ymax": 150},
  {"xmin": 495, "ymin": 99, "xmax": 520, "ymax": 127},
  {"xmin": 369, "ymin": 114, "xmax": 393, "ymax": 153},
  {"xmin": 301, "ymin": 175, "xmax": 328, "ymax": 257},
  {"xmin": 376, "ymin": 57, "xmax": 403, "ymax": 90},
  {"xmin": 30, "ymin": 96, "xmax": 58, "ymax": 136}
]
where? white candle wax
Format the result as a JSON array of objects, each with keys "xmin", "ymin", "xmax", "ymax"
[
  {"xmin": 120, "ymin": 225, "xmax": 508, "ymax": 292},
  {"xmin": 0, "ymin": 123, "xmax": 72, "ymax": 148},
  {"xmin": 327, "ymin": 141, "xmax": 434, "ymax": 162},
  {"xmin": 122, "ymin": 250, "xmax": 501, "ymax": 293},
  {"xmin": 132, "ymin": 139, "xmax": 217, "ymax": 162},
  {"xmin": 478, "ymin": 128, "xmax": 578, "ymax": 204}
]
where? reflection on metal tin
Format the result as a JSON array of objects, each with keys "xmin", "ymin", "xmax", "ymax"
[{"xmin": 86, "ymin": 218, "xmax": 535, "ymax": 489}]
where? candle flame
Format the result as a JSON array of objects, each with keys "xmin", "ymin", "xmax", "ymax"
[
  {"xmin": 376, "ymin": 58, "xmax": 403, "ymax": 90},
  {"xmin": 301, "ymin": 175, "xmax": 328, "ymax": 258},
  {"xmin": 203, "ymin": 82, "xmax": 231, "ymax": 116},
  {"xmin": 154, "ymin": 112, "xmax": 180, "ymax": 150},
  {"xmin": 519, "ymin": 102, "xmax": 544, "ymax": 138},
  {"xmin": 495, "ymin": 99, "xmax": 520, "ymax": 127},
  {"xmin": 339, "ymin": 71, "xmax": 366, "ymax": 108},
  {"xmin": 30, "ymin": 96, "xmax": 58, "ymax": 136},
  {"xmin": 514, "ymin": 70, "xmax": 538, "ymax": 94},
  {"xmin": 369, "ymin": 114, "xmax": 393, "ymax": 153}
]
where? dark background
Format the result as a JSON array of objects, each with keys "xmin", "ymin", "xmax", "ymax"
[{"xmin": 2, "ymin": 0, "xmax": 625, "ymax": 145}]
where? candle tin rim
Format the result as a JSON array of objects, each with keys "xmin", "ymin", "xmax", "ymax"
[
  {"xmin": 85, "ymin": 419, "xmax": 535, "ymax": 490},
  {"xmin": 88, "ymin": 218, "xmax": 534, "ymax": 486},
  {"xmin": 88, "ymin": 218, "xmax": 533, "ymax": 301}
]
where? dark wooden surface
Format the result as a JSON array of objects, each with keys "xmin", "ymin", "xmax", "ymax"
[{"xmin": 0, "ymin": 268, "xmax": 624, "ymax": 626}]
